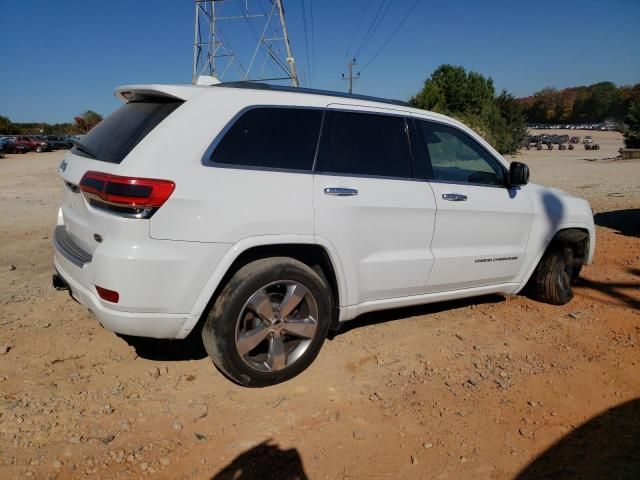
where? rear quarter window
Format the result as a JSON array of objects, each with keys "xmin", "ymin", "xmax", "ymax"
[
  {"xmin": 72, "ymin": 99, "xmax": 183, "ymax": 164},
  {"xmin": 209, "ymin": 107, "xmax": 323, "ymax": 171}
]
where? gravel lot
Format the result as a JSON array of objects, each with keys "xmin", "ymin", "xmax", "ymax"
[{"xmin": 1, "ymin": 130, "xmax": 638, "ymax": 479}]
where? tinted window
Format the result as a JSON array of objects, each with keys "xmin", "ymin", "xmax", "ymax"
[
  {"xmin": 415, "ymin": 121, "xmax": 505, "ymax": 186},
  {"xmin": 315, "ymin": 111, "xmax": 413, "ymax": 178},
  {"xmin": 211, "ymin": 108, "xmax": 323, "ymax": 171},
  {"xmin": 72, "ymin": 99, "xmax": 183, "ymax": 164}
]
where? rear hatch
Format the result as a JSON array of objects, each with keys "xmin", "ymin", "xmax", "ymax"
[{"xmin": 58, "ymin": 90, "xmax": 187, "ymax": 256}]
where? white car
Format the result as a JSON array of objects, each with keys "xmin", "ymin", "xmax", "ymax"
[
  {"xmin": 53, "ymin": 82, "xmax": 595, "ymax": 386},
  {"xmin": 583, "ymin": 136, "xmax": 593, "ymax": 144}
]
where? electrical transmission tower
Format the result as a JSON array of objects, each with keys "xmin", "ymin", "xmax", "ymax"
[{"xmin": 192, "ymin": 0, "xmax": 299, "ymax": 86}]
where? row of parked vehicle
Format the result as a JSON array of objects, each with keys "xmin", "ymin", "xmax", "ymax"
[
  {"xmin": 524, "ymin": 134, "xmax": 599, "ymax": 151},
  {"xmin": 0, "ymin": 134, "xmax": 81, "ymax": 155},
  {"xmin": 530, "ymin": 123, "xmax": 618, "ymax": 131}
]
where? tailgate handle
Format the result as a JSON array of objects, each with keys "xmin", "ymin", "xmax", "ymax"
[{"xmin": 324, "ymin": 187, "xmax": 358, "ymax": 197}]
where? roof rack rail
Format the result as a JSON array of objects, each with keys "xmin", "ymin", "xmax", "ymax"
[{"xmin": 212, "ymin": 81, "xmax": 411, "ymax": 108}]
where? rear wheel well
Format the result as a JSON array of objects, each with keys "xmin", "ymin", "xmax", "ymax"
[{"xmin": 202, "ymin": 244, "xmax": 341, "ymax": 331}]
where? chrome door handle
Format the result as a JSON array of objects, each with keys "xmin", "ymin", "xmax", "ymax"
[
  {"xmin": 324, "ymin": 187, "xmax": 358, "ymax": 197},
  {"xmin": 442, "ymin": 193, "xmax": 467, "ymax": 202}
]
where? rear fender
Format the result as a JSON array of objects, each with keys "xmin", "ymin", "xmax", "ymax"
[{"xmin": 180, "ymin": 235, "xmax": 348, "ymax": 338}]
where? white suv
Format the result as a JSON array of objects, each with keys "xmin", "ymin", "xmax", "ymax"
[{"xmin": 53, "ymin": 82, "xmax": 595, "ymax": 386}]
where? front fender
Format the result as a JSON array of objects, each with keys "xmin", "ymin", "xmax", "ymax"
[{"xmin": 517, "ymin": 184, "xmax": 595, "ymax": 288}]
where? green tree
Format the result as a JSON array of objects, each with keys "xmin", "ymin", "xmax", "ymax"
[
  {"xmin": 411, "ymin": 65, "xmax": 525, "ymax": 154},
  {"xmin": 624, "ymin": 100, "xmax": 640, "ymax": 148},
  {"xmin": 493, "ymin": 90, "xmax": 528, "ymax": 153},
  {"xmin": 411, "ymin": 64, "xmax": 494, "ymax": 116}
]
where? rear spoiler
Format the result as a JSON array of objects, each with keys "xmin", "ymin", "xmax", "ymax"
[{"xmin": 114, "ymin": 84, "xmax": 203, "ymax": 103}]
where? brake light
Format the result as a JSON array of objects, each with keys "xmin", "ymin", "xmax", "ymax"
[
  {"xmin": 95, "ymin": 285, "xmax": 119, "ymax": 303},
  {"xmin": 79, "ymin": 171, "xmax": 175, "ymax": 218}
]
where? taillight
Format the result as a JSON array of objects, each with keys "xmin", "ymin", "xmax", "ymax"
[{"xmin": 79, "ymin": 171, "xmax": 175, "ymax": 219}]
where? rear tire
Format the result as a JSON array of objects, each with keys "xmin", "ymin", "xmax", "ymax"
[
  {"xmin": 528, "ymin": 246, "xmax": 576, "ymax": 305},
  {"xmin": 202, "ymin": 257, "xmax": 332, "ymax": 387}
]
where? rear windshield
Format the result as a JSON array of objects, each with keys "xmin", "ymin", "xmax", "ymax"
[{"xmin": 72, "ymin": 98, "xmax": 183, "ymax": 163}]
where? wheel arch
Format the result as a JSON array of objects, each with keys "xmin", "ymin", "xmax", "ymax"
[
  {"xmin": 520, "ymin": 226, "xmax": 591, "ymax": 290},
  {"xmin": 181, "ymin": 236, "xmax": 347, "ymax": 338}
]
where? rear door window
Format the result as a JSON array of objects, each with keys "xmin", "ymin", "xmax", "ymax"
[
  {"xmin": 72, "ymin": 99, "xmax": 183, "ymax": 164},
  {"xmin": 315, "ymin": 110, "xmax": 413, "ymax": 179},
  {"xmin": 210, "ymin": 107, "xmax": 323, "ymax": 171}
]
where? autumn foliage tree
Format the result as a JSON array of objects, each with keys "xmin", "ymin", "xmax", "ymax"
[
  {"xmin": 74, "ymin": 110, "xmax": 103, "ymax": 133},
  {"xmin": 520, "ymin": 82, "xmax": 640, "ymax": 124}
]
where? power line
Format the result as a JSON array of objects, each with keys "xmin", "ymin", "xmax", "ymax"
[
  {"xmin": 356, "ymin": 0, "xmax": 396, "ymax": 59},
  {"xmin": 354, "ymin": 0, "xmax": 395, "ymax": 59},
  {"xmin": 360, "ymin": 0, "xmax": 421, "ymax": 72},
  {"xmin": 353, "ymin": 0, "xmax": 386, "ymax": 59},
  {"xmin": 345, "ymin": 0, "xmax": 372, "ymax": 57}
]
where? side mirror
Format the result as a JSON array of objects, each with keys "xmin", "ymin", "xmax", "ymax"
[{"xmin": 509, "ymin": 162, "xmax": 529, "ymax": 187}]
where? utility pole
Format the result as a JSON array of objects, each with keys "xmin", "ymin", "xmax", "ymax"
[{"xmin": 341, "ymin": 58, "xmax": 360, "ymax": 94}]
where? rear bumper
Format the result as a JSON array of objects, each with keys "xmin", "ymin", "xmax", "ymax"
[
  {"xmin": 53, "ymin": 255, "xmax": 192, "ymax": 339},
  {"xmin": 52, "ymin": 221, "xmax": 229, "ymax": 339}
]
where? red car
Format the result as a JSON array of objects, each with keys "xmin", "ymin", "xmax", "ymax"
[
  {"xmin": 7, "ymin": 135, "xmax": 51, "ymax": 152},
  {"xmin": 0, "ymin": 138, "xmax": 31, "ymax": 154},
  {"xmin": 570, "ymin": 136, "xmax": 581, "ymax": 144}
]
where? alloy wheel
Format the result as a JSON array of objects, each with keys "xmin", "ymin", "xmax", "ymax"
[{"xmin": 234, "ymin": 280, "xmax": 319, "ymax": 373}]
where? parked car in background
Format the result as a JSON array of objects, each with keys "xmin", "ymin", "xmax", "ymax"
[
  {"xmin": 570, "ymin": 136, "xmax": 581, "ymax": 144},
  {"xmin": 8, "ymin": 135, "xmax": 51, "ymax": 152},
  {"xmin": 0, "ymin": 137, "xmax": 31, "ymax": 154},
  {"xmin": 583, "ymin": 136, "xmax": 593, "ymax": 144},
  {"xmin": 45, "ymin": 135, "xmax": 74, "ymax": 149}
]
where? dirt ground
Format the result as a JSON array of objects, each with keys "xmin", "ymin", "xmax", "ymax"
[{"xmin": 1, "ymin": 130, "xmax": 638, "ymax": 480}]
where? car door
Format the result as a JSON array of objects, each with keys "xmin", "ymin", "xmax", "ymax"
[
  {"xmin": 313, "ymin": 106, "xmax": 437, "ymax": 306},
  {"xmin": 411, "ymin": 118, "xmax": 533, "ymax": 291}
]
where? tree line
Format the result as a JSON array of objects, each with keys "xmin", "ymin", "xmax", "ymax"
[
  {"xmin": 519, "ymin": 82, "xmax": 640, "ymax": 125},
  {"xmin": 0, "ymin": 110, "xmax": 103, "ymax": 136},
  {"xmin": 410, "ymin": 65, "xmax": 640, "ymax": 152},
  {"xmin": 410, "ymin": 64, "xmax": 528, "ymax": 154}
]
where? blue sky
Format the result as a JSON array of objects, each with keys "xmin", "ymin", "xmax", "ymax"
[{"xmin": 1, "ymin": 0, "xmax": 639, "ymax": 123}]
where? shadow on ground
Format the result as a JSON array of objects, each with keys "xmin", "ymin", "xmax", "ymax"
[
  {"xmin": 574, "ymin": 267, "xmax": 640, "ymax": 310},
  {"xmin": 330, "ymin": 294, "xmax": 505, "ymax": 338},
  {"xmin": 594, "ymin": 209, "xmax": 640, "ymax": 237},
  {"xmin": 517, "ymin": 398, "xmax": 640, "ymax": 480},
  {"xmin": 210, "ymin": 440, "xmax": 308, "ymax": 480},
  {"xmin": 118, "ymin": 327, "xmax": 207, "ymax": 361}
]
